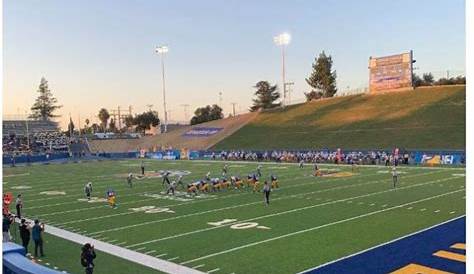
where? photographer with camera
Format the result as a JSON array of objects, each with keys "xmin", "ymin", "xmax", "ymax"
[
  {"xmin": 81, "ymin": 243, "xmax": 96, "ymax": 274},
  {"xmin": 32, "ymin": 219, "xmax": 45, "ymax": 257},
  {"xmin": 19, "ymin": 218, "xmax": 31, "ymax": 253}
]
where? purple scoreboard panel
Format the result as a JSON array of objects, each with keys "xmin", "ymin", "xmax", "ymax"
[{"xmin": 369, "ymin": 51, "xmax": 414, "ymax": 93}]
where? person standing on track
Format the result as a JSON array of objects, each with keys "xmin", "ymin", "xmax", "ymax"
[
  {"xmin": 15, "ymin": 194, "xmax": 23, "ymax": 219},
  {"xmin": 392, "ymin": 166, "xmax": 399, "ymax": 188},
  {"xmin": 19, "ymin": 218, "xmax": 31, "ymax": 253},
  {"xmin": 263, "ymin": 181, "xmax": 271, "ymax": 206},
  {"xmin": 32, "ymin": 219, "xmax": 45, "ymax": 257}
]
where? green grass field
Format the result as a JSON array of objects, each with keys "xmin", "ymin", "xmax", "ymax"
[
  {"xmin": 213, "ymin": 85, "xmax": 466, "ymax": 150},
  {"xmin": 3, "ymin": 159, "xmax": 465, "ymax": 274}
]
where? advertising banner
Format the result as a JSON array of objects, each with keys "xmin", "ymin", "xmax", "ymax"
[{"xmin": 183, "ymin": 127, "xmax": 223, "ymax": 137}]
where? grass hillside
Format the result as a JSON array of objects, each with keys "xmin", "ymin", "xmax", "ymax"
[
  {"xmin": 213, "ymin": 85, "xmax": 465, "ymax": 150},
  {"xmin": 89, "ymin": 112, "xmax": 257, "ymax": 152}
]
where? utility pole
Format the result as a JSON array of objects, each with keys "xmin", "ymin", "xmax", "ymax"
[
  {"xmin": 230, "ymin": 102, "xmax": 237, "ymax": 116},
  {"xmin": 180, "ymin": 104, "xmax": 190, "ymax": 122},
  {"xmin": 117, "ymin": 106, "xmax": 122, "ymax": 130},
  {"xmin": 24, "ymin": 111, "xmax": 30, "ymax": 149},
  {"xmin": 78, "ymin": 112, "xmax": 81, "ymax": 136},
  {"xmin": 219, "ymin": 91, "xmax": 223, "ymax": 108},
  {"xmin": 284, "ymin": 82, "xmax": 294, "ymax": 105}
]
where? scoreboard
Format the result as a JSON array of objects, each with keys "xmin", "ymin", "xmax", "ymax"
[{"xmin": 369, "ymin": 51, "xmax": 414, "ymax": 93}]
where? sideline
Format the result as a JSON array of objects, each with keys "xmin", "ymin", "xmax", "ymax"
[{"xmin": 16, "ymin": 218, "xmax": 204, "ymax": 274}]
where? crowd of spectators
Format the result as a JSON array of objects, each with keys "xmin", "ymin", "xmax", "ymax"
[
  {"xmin": 214, "ymin": 150, "xmax": 412, "ymax": 165},
  {"xmin": 2, "ymin": 131, "xmax": 70, "ymax": 155}
]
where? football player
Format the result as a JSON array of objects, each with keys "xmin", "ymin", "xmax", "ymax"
[{"xmin": 270, "ymin": 174, "xmax": 279, "ymax": 189}]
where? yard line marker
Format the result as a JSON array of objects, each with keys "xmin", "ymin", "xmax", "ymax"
[
  {"xmin": 193, "ymin": 264, "xmax": 205, "ymax": 269},
  {"xmin": 434, "ymin": 210, "xmax": 440, "ymax": 213},
  {"xmin": 116, "ymin": 241, "xmax": 127, "ymax": 245},
  {"xmin": 127, "ymin": 179, "xmax": 462, "ymax": 249},
  {"xmin": 168, "ymin": 256, "xmax": 180, "ymax": 261},
  {"xmin": 450, "ymin": 211, "xmax": 456, "ymax": 214},
  {"xmin": 369, "ymin": 203, "xmax": 375, "ymax": 206},
  {"xmin": 134, "ymin": 247, "xmax": 147, "ymax": 252},
  {"xmin": 145, "ymin": 250, "xmax": 157, "ymax": 255},
  {"xmin": 156, "ymin": 253, "xmax": 168, "ymax": 258},
  {"xmin": 183, "ymin": 190, "xmax": 464, "ymax": 265},
  {"xmin": 92, "ymin": 172, "xmax": 449, "ymax": 236},
  {"xmin": 420, "ymin": 208, "xmax": 426, "ymax": 211},
  {"xmin": 108, "ymin": 239, "xmax": 119, "ymax": 243},
  {"xmin": 407, "ymin": 207, "xmax": 413, "ymax": 210},
  {"xmin": 207, "ymin": 268, "xmax": 220, "ymax": 273},
  {"xmin": 381, "ymin": 204, "xmax": 387, "ymax": 207}
]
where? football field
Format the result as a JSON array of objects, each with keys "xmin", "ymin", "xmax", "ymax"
[{"xmin": 3, "ymin": 159, "xmax": 466, "ymax": 274}]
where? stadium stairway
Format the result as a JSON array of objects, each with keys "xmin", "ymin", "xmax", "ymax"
[{"xmin": 88, "ymin": 112, "xmax": 257, "ymax": 153}]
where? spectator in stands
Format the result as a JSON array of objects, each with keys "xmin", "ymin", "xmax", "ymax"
[
  {"xmin": 32, "ymin": 219, "xmax": 45, "ymax": 257},
  {"xmin": 81, "ymin": 243, "xmax": 96, "ymax": 274},
  {"xmin": 15, "ymin": 194, "xmax": 23, "ymax": 219},
  {"xmin": 2, "ymin": 213, "xmax": 14, "ymax": 242},
  {"xmin": 19, "ymin": 219, "xmax": 31, "ymax": 253}
]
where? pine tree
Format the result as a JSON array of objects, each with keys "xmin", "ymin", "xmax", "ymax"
[
  {"xmin": 305, "ymin": 51, "xmax": 337, "ymax": 100},
  {"xmin": 250, "ymin": 81, "xmax": 280, "ymax": 112},
  {"xmin": 30, "ymin": 77, "xmax": 62, "ymax": 120}
]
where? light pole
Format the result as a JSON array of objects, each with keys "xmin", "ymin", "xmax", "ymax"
[
  {"xmin": 155, "ymin": 45, "xmax": 169, "ymax": 133},
  {"xmin": 273, "ymin": 32, "xmax": 291, "ymax": 106}
]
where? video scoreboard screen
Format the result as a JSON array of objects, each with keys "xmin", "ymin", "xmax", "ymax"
[{"xmin": 369, "ymin": 51, "xmax": 413, "ymax": 93}]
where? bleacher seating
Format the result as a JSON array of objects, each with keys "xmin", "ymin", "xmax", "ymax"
[{"xmin": 3, "ymin": 242, "xmax": 62, "ymax": 274}]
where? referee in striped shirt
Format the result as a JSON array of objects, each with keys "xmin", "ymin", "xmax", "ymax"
[{"xmin": 263, "ymin": 181, "xmax": 271, "ymax": 206}]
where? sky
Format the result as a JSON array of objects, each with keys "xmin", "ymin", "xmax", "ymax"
[{"xmin": 3, "ymin": 0, "xmax": 465, "ymax": 129}]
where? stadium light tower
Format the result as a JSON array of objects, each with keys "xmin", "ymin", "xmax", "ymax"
[
  {"xmin": 155, "ymin": 45, "xmax": 169, "ymax": 133},
  {"xmin": 273, "ymin": 32, "xmax": 291, "ymax": 106}
]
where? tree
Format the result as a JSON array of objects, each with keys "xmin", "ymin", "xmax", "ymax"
[
  {"xmin": 304, "ymin": 91, "xmax": 323, "ymax": 101},
  {"xmin": 67, "ymin": 117, "xmax": 75, "ymax": 137},
  {"xmin": 250, "ymin": 81, "xmax": 280, "ymax": 112},
  {"xmin": 30, "ymin": 77, "xmax": 62, "ymax": 120},
  {"xmin": 412, "ymin": 73, "xmax": 423, "ymax": 87},
  {"xmin": 190, "ymin": 104, "xmax": 224, "ymax": 125},
  {"xmin": 98, "ymin": 108, "xmax": 110, "ymax": 132},
  {"xmin": 305, "ymin": 51, "xmax": 337, "ymax": 99},
  {"xmin": 422, "ymin": 73, "xmax": 434, "ymax": 85},
  {"xmin": 109, "ymin": 118, "xmax": 117, "ymax": 132},
  {"xmin": 133, "ymin": 111, "xmax": 160, "ymax": 133},
  {"xmin": 124, "ymin": 115, "xmax": 135, "ymax": 128},
  {"xmin": 91, "ymin": 123, "xmax": 100, "ymax": 133}
]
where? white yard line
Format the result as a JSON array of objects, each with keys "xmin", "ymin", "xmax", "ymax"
[
  {"xmin": 207, "ymin": 268, "xmax": 220, "ymax": 273},
  {"xmin": 156, "ymin": 253, "xmax": 168, "ymax": 258},
  {"xmin": 145, "ymin": 250, "xmax": 157, "ymax": 255},
  {"xmin": 88, "ymin": 171, "xmax": 443, "ymax": 236},
  {"xmin": 296, "ymin": 215, "xmax": 465, "ymax": 273},
  {"xmin": 181, "ymin": 190, "xmax": 464, "ymax": 265},
  {"xmin": 125, "ymin": 177, "xmax": 461, "ymax": 248},
  {"xmin": 193, "ymin": 264, "xmax": 206, "ymax": 269},
  {"xmin": 16, "ymin": 218, "xmax": 203, "ymax": 274}
]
